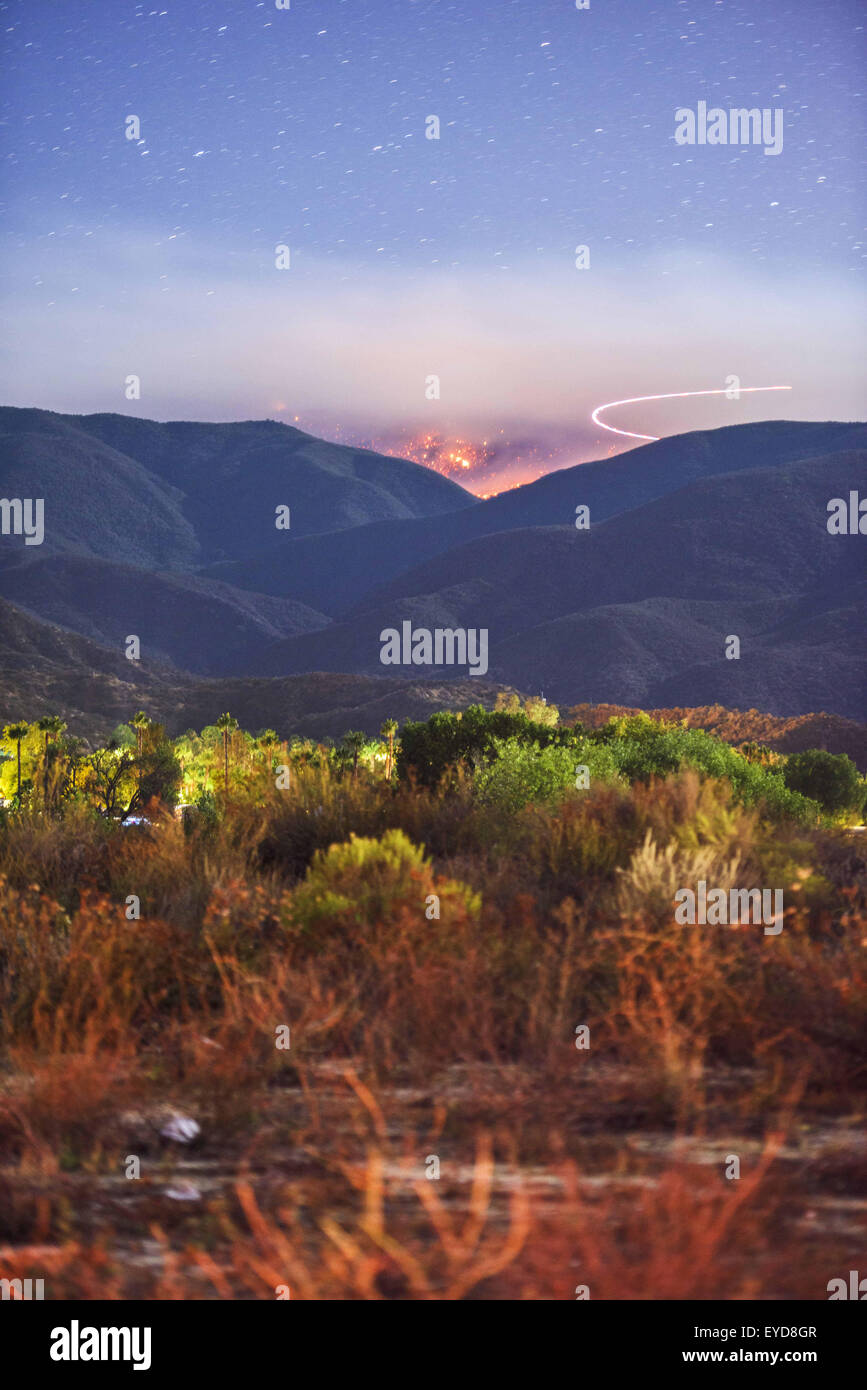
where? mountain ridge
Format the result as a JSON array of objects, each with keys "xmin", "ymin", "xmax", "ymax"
[
  {"xmin": 203, "ymin": 418, "xmax": 867, "ymax": 613},
  {"xmin": 1, "ymin": 413, "xmax": 864, "ymax": 720},
  {"xmin": 1, "ymin": 595, "xmax": 865, "ymax": 766},
  {"xmin": 0, "ymin": 406, "xmax": 474, "ymax": 570}
]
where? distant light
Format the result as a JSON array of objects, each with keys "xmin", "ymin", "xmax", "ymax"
[{"xmin": 591, "ymin": 385, "xmax": 793, "ymax": 441}]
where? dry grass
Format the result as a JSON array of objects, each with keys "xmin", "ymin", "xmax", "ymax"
[{"xmin": 0, "ymin": 767, "xmax": 865, "ymax": 1298}]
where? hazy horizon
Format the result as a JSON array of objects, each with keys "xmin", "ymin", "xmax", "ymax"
[{"xmin": 1, "ymin": 0, "xmax": 864, "ymax": 491}]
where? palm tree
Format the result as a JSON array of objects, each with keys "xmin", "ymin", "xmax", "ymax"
[
  {"xmin": 36, "ymin": 716, "xmax": 53, "ymax": 808},
  {"xmin": 34, "ymin": 716, "xmax": 64, "ymax": 806},
  {"xmin": 130, "ymin": 711, "xmax": 151, "ymax": 757},
  {"xmin": 36, "ymin": 715, "xmax": 66, "ymax": 779},
  {"xmin": 130, "ymin": 711, "xmax": 151, "ymax": 797},
  {"xmin": 380, "ymin": 718, "xmax": 398, "ymax": 780},
  {"xmin": 292, "ymin": 737, "xmax": 313, "ymax": 767},
  {"xmin": 342, "ymin": 730, "xmax": 366, "ymax": 781},
  {"xmin": 61, "ymin": 734, "xmax": 86, "ymax": 793},
  {"xmin": 4, "ymin": 721, "xmax": 29, "ymax": 800},
  {"xmin": 48, "ymin": 715, "xmax": 67, "ymax": 743},
  {"xmin": 257, "ymin": 728, "xmax": 280, "ymax": 774},
  {"xmin": 216, "ymin": 713, "xmax": 239, "ymax": 792}
]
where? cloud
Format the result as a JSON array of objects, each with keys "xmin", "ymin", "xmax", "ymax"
[{"xmin": 1, "ymin": 230, "xmax": 864, "ymax": 447}]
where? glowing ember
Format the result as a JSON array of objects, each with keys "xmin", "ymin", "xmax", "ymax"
[
  {"xmin": 370, "ymin": 429, "xmax": 563, "ymax": 496},
  {"xmin": 390, "ymin": 433, "xmax": 493, "ymax": 479},
  {"xmin": 296, "ymin": 418, "xmax": 583, "ymax": 496}
]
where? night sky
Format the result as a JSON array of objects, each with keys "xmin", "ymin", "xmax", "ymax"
[{"xmin": 1, "ymin": 0, "xmax": 864, "ymax": 491}]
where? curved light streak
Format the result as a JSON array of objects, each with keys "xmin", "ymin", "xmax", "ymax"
[{"xmin": 591, "ymin": 386, "xmax": 793, "ymax": 442}]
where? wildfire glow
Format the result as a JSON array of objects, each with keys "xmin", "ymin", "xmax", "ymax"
[
  {"xmin": 389, "ymin": 433, "xmax": 492, "ymax": 479},
  {"xmin": 370, "ymin": 430, "xmax": 567, "ymax": 496}
]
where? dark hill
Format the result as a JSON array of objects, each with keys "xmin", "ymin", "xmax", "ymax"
[
  {"xmin": 204, "ymin": 420, "xmax": 867, "ymax": 614},
  {"xmin": 254, "ymin": 449, "xmax": 867, "ymax": 718},
  {"xmin": 0, "ymin": 552, "xmax": 329, "ymax": 675},
  {"xmin": 2, "ymin": 413, "xmax": 864, "ymax": 719},
  {"xmin": 0, "ymin": 597, "xmax": 512, "ymax": 743},
  {"xmin": 0, "ymin": 406, "xmax": 474, "ymax": 570},
  {"xmin": 0, "ymin": 405, "xmax": 475, "ymax": 670},
  {"xmin": 1, "ymin": 594, "xmax": 863, "ymax": 754}
]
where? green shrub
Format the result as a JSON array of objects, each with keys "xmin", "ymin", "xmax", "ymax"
[
  {"xmin": 398, "ymin": 705, "xmax": 575, "ymax": 788},
  {"xmin": 284, "ymin": 829, "xmax": 480, "ymax": 945},
  {"xmin": 135, "ymin": 740, "xmax": 182, "ymax": 810},
  {"xmin": 782, "ymin": 749, "xmax": 864, "ymax": 816},
  {"xmin": 194, "ymin": 788, "xmax": 220, "ymax": 830},
  {"xmin": 473, "ymin": 737, "xmax": 622, "ymax": 814},
  {"xmin": 596, "ymin": 720, "xmax": 818, "ymax": 822}
]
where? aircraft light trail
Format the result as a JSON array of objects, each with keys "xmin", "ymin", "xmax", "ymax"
[{"xmin": 591, "ymin": 386, "xmax": 793, "ymax": 441}]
